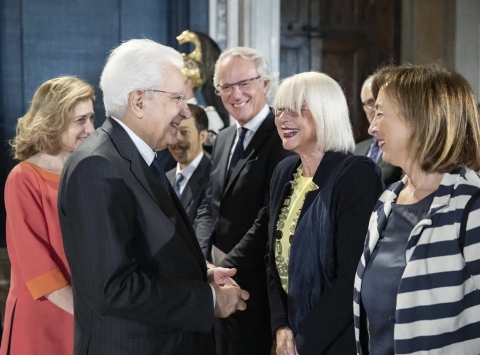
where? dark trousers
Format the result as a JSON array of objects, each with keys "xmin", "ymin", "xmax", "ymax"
[{"xmin": 218, "ymin": 305, "xmax": 272, "ymax": 355}]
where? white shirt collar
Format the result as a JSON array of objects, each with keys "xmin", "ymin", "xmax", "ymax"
[
  {"xmin": 111, "ymin": 117, "xmax": 155, "ymax": 165},
  {"xmin": 175, "ymin": 151, "xmax": 204, "ymax": 181},
  {"xmin": 235, "ymin": 104, "xmax": 270, "ymax": 133}
]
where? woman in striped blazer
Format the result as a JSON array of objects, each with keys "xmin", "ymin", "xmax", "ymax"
[{"xmin": 354, "ymin": 64, "xmax": 480, "ymax": 355}]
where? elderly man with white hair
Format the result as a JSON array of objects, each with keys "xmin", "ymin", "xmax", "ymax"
[
  {"xmin": 58, "ymin": 39, "xmax": 249, "ymax": 355},
  {"xmin": 195, "ymin": 47, "xmax": 293, "ymax": 355}
]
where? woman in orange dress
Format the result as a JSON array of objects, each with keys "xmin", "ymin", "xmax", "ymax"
[{"xmin": 1, "ymin": 76, "xmax": 95, "ymax": 355}]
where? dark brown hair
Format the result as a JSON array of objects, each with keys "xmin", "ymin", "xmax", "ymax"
[
  {"xmin": 187, "ymin": 103, "xmax": 208, "ymax": 132},
  {"xmin": 11, "ymin": 76, "xmax": 95, "ymax": 161}
]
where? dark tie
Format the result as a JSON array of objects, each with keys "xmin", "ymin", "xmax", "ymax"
[
  {"xmin": 174, "ymin": 173, "xmax": 185, "ymax": 197},
  {"xmin": 227, "ymin": 127, "xmax": 248, "ymax": 181},
  {"xmin": 149, "ymin": 159, "xmax": 172, "ymax": 197},
  {"xmin": 368, "ymin": 138, "xmax": 380, "ymax": 163}
]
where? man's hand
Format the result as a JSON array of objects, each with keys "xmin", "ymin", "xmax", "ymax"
[
  {"xmin": 211, "ymin": 283, "xmax": 249, "ymax": 318},
  {"xmin": 275, "ymin": 327, "xmax": 298, "ymax": 355},
  {"xmin": 207, "ymin": 267, "xmax": 239, "ymax": 286}
]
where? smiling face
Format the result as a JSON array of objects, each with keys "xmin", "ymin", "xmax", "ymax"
[
  {"xmin": 368, "ymin": 88, "xmax": 412, "ymax": 169},
  {"xmin": 275, "ymin": 106, "xmax": 317, "ymax": 155},
  {"xmin": 60, "ymin": 99, "xmax": 95, "ymax": 152},
  {"xmin": 140, "ymin": 66, "xmax": 192, "ymax": 151},
  {"xmin": 168, "ymin": 115, "xmax": 206, "ymax": 168},
  {"xmin": 217, "ymin": 56, "xmax": 268, "ymax": 126}
]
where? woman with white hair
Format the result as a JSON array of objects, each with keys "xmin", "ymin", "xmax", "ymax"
[{"xmin": 267, "ymin": 72, "xmax": 383, "ymax": 355}]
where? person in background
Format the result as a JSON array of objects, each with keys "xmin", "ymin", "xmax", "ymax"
[
  {"xmin": 195, "ymin": 47, "xmax": 293, "ymax": 355},
  {"xmin": 354, "ymin": 75, "xmax": 402, "ymax": 186},
  {"xmin": 167, "ymin": 104, "xmax": 212, "ymax": 227},
  {"xmin": 354, "ymin": 64, "xmax": 480, "ymax": 355},
  {"xmin": 268, "ymin": 72, "xmax": 383, "ymax": 355},
  {"xmin": 1, "ymin": 76, "xmax": 95, "ymax": 355}
]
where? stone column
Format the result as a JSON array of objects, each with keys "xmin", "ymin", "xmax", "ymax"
[{"xmin": 209, "ymin": 0, "xmax": 280, "ymax": 73}]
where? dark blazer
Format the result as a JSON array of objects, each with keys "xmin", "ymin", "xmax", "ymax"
[
  {"xmin": 195, "ymin": 111, "xmax": 293, "ymax": 301},
  {"xmin": 195, "ymin": 110, "xmax": 293, "ymax": 354},
  {"xmin": 166, "ymin": 153, "xmax": 212, "ymax": 228},
  {"xmin": 58, "ymin": 118, "xmax": 214, "ymax": 355},
  {"xmin": 267, "ymin": 153, "xmax": 383, "ymax": 355},
  {"xmin": 354, "ymin": 137, "xmax": 402, "ymax": 187}
]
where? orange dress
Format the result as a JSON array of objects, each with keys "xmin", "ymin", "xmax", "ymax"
[{"xmin": 1, "ymin": 162, "xmax": 73, "ymax": 355}]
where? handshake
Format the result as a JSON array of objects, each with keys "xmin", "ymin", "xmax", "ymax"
[{"xmin": 207, "ymin": 266, "xmax": 250, "ymax": 318}]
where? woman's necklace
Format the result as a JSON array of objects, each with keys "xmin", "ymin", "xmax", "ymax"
[{"xmin": 275, "ymin": 165, "xmax": 317, "ymax": 265}]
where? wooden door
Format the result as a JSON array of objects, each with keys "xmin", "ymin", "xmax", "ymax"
[{"xmin": 280, "ymin": 0, "xmax": 401, "ymax": 141}]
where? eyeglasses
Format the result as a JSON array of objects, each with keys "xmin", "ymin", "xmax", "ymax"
[
  {"xmin": 274, "ymin": 108, "xmax": 310, "ymax": 118},
  {"xmin": 146, "ymin": 90, "xmax": 187, "ymax": 105},
  {"xmin": 216, "ymin": 76, "xmax": 261, "ymax": 95},
  {"xmin": 362, "ymin": 99, "xmax": 375, "ymax": 109}
]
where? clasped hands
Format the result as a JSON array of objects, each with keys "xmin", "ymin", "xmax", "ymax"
[{"xmin": 207, "ymin": 264, "xmax": 249, "ymax": 318}]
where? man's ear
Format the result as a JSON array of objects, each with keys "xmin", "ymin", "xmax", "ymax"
[
  {"xmin": 130, "ymin": 90, "xmax": 145, "ymax": 118},
  {"xmin": 263, "ymin": 80, "xmax": 269, "ymax": 94},
  {"xmin": 199, "ymin": 130, "xmax": 208, "ymax": 145}
]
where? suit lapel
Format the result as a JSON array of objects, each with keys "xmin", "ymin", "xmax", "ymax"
[
  {"xmin": 103, "ymin": 119, "xmax": 206, "ymax": 271},
  {"xmin": 180, "ymin": 155, "xmax": 209, "ymax": 208},
  {"xmin": 180, "ymin": 181, "xmax": 193, "ymax": 207},
  {"xmin": 223, "ymin": 112, "xmax": 275, "ymax": 195},
  {"xmin": 216, "ymin": 127, "xmax": 237, "ymax": 195}
]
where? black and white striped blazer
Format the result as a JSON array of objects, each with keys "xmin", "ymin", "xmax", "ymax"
[{"xmin": 354, "ymin": 168, "xmax": 480, "ymax": 355}]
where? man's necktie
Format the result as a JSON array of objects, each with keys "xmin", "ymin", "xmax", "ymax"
[
  {"xmin": 368, "ymin": 137, "xmax": 380, "ymax": 163},
  {"xmin": 227, "ymin": 127, "xmax": 248, "ymax": 181},
  {"xmin": 149, "ymin": 159, "xmax": 172, "ymax": 197},
  {"xmin": 174, "ymin": 173, "xmax": 185, "ymax": 197}
]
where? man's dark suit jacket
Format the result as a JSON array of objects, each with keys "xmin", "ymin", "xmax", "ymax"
[
  {"xmin": 166, "ymin": 153, "xmax": 212, "ymax": 228},
  {"xmin": 58, "ymin": 118, "xmax": 214, "ymax": 355},
  {"xmin": 195, "ymin": 111, "xmax": 293, "ymax": 305},
  {"xmin": 354, "ymin": 137, "xmax": 402, "ymax": 187}
]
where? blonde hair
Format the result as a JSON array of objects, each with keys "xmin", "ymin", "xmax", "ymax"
[
  {"xmin": 11, "ymin": 76, "xmax": 95, "ymax": 161},
  {"xmin": 372, "ymin": 63, "xmax": 480, "ymax": 173},
  {"xmin": 274, "ymin": 71, "xmax": 355, "ymax": 153}
]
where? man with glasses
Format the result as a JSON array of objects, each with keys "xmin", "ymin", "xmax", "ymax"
[
  {"xmin": 354, "ymin": 75, "xmax": 402, "ymax": 186},
  {"xmin": 195, "ymin": 47, "xmax": 293, "ymax": 355},
  {"xmin": 58, "ymin": 39, "xmax": 249, "ymax": 355}
]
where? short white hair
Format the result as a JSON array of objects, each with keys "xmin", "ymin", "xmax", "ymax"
[
  {"xmin": 360, "ymin": 75, "xmax": 374, "ymax": 102},
  {"xmin": 100, "ymin": 39, "xmax": 183, "ymax": 118},
  {"xmin": 274, "ymin": 72, "xmax": 355, "ymax": 153},
  {"xmin": 213, "ymin": 46, "xmax": 278, "ymax": 101}
]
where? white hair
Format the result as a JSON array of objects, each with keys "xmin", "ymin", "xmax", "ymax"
[
  {"xmin": 213, "ymin": 46, "xmax": 278, "ymax": 101},
  {"xmin": 274, "ymin": 72, "xmax": 355, "ymax": 153},
  {"xmin": 360, "ymin": 75, "xmax": 374, "ymax": 102},
  {"xmin": 99, "ymin": 39, "xmax": 183, "ymax": 118}
]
